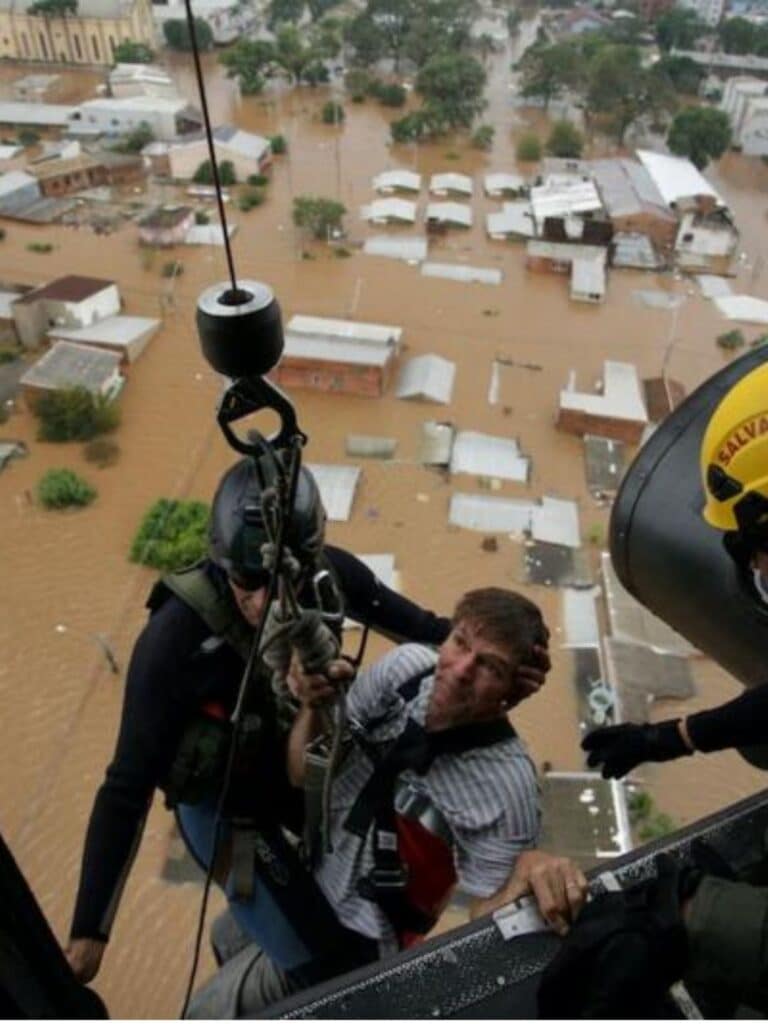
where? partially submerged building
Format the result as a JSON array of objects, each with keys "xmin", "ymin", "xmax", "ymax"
[
  {"xmin": 20, "ymin": 341, "xmax": 122, "ymax": 408},
  {"xmin": 526, "ymin": 241, "xmax": 607, "ymax": 303},
  {"xmin": 721, "ymin": 76, "xmax": 768, "ymax": 156},
  {"xmin": 138, "ymin": 206, "xmax": 195, "ymax": 247},
  {"xmin": 70, "ymin": 97, "xmax": 202, "ymax": 140},
  {"xmin": 47, "ymin": 316, "xmax": 160, "ymax": 367},
  {"xmin": 109, "ymin": 63, "xmax": 177, "ymax": 100},
  {"xmin": 590, "ymin": 158, "xmax": 677, "ymax": 256},
  {"xmin": 449, "ymin": 431, "xmax": 530, "ymax": 483},
  {"xmin": 372, "ymin": 169, "xmax": 421, "ymax": 194},
  {"xmin": 360, "ymin": 198, "xmax": 416, "ymax": 225},
  {"xmin": 395, "ymin": 354, "xmax": 455, "ymax": 404},
  {"xmin": 529, "ymin": 177, "xmax": 606, "ymax": 239},
  {"xmin": 557, "ymin": 360, "xmax": 648, "ymax": 444},
  {"xmin": 636, "ymin": 148, "xmax": 726, "ymax": 213},
  {"xmin": 429, "ymin": 173, "xmax": 473, "ymax": 197},
  {"xmin": 159, "ymin": 126, "xmax": 272, "ymax": 181},
  {"xmin": 12, "ymin": 275, "xmax": 120, "ymax": 348},
  {"xmin": 273, "ymin": 315, "xmax": 402, "ymax": 398},
  {"xmin": 486, "ymin": 201, "xmax": 535, "ymax": 240},
  {"xmin": 425, "ymin": 202, "xmax": 472, "ymax": 230},
  {"xmin": 449, "ymin": 494, "xmax": 581, "ymax": 547},
  {"xmin": 484, "ymin": 173, "xmax": 526, "ymax": 198}
]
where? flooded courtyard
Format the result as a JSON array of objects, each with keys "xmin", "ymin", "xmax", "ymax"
[{"xmin": 1, "ymin": 33, "xmax": 768, "ymax": 1016}]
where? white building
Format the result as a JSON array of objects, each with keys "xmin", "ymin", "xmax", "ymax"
[
  {"xmin": 557, "ymin": 361, "xmax": 648, "ymax": 443},
  {"xmin": 529, "ymin": 177, "xmax": 603, "ymax": 234},
  {"xmin": 372, "ymin": 169, "xmax": 421, "ymax": 193},
  {"xmin": 678, "ymin": 0, "xmax": 725, "ymax": 27},
  {"xmin": 430, "ymin": 173, "xmax": 473, "ymax": 197},
  {"xmin": 161, "ymin": 125, "xmax": 272, "ymax": 181},
  {"xmin": 109, "ymin": 63, "xmax": 178, "ymax": 99},
  {"xmin": 721, "ymin": 76, "xmax": 768, "ymax": 155},
  {"xmin": 21, "ymin": 341, "xmax": 123, "ymax": 405},
  {"xmin": 636, "ymin": 149, "xmax": 725, "ymax": 211},
  {"xmin": 12, "ymin": 275, "xmax": 121, "ymax": 348},
  {"xmin": 70, "ymin": 96, "xmax": 201, "ymax": 140},
  {"xmin": 425, "ymin": 202, "xmax": 472, "ymax": 228},
  {"xmin": 360, "ymin": 198, "xmax": 417, "ymax": 224}
]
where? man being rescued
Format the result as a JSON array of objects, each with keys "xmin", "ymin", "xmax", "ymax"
[{"xmin": 187, "ymin": 586, "xmax": 588, "ymax": 1017}]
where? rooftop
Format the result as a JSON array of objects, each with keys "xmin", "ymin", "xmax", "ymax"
[
  {"xmin": 560, "ymin": 360, "xmax": 647, "ymax": 423},
  {"xmin": 47, "ymin": 316, "xmax": 160, "ymax": 347},
  {"xmin": 636, "ymin": 149, "xmax": 725, "ymax": 209},
  {"xmin": 20, "ymin": 341, "xmax": 121, "ymax": 392},
  {"xmin": 395, "ymin": 354, "xmax": 455, "ymax": 404},
  {"xmin": 372, "ymin": 169, "xmax": 421, "ymax": 193},
  {"xmin": 15, "ymin": 274, "xmax": 114, "ymax": 305},
  {"xmin": 138, "ymin": 205, "xmax": 193, "ymax": 230}
]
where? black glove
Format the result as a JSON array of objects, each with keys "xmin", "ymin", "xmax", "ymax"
[
  {"xmin": 582, "ymin": 720, "xmax": 691, "ymax": 779},
  {"xmin": 538, "ymin": 854, "xmax": 688, "ymax": 1019}
]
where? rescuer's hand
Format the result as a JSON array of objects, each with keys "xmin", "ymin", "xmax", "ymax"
[
  {"xmin": 65, "ymin": 937, "xmax": 106, "ymax": 983},
  {"xmin": 582, "ymin": 720, "xmax": 691, "ymax": 779},
  {"xmin": 496, "ymin": 850, "xmax": 588, "ymax": 936},
  {"xmin": 288, "ymin": 654, "xmax": 354, "ymax": 708}
]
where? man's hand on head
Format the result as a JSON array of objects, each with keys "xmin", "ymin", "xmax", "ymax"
[
  {"xmin": 511, "ymin": 640, "xmax": 551, "ymax": 705},
  {"xmin": 287, "ymin": 654, "xmax": 354, "ymax": 708}
]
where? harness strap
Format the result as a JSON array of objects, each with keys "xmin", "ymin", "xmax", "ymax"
[{"xmin": 159, "ymin": 564, "xmax": 254, "ymax": 662}]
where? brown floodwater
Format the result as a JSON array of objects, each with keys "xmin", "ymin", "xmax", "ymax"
[{"xmin": 1, "ymin": 35, "xmax": 767, "ymax": 1017}]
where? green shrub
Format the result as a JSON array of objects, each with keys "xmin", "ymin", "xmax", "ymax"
[
  {"xmin": 0, "ymin": 343, "xmax": 19, "ymax": 364},
  {"xmin": 161, "ymin": 260, "xmax": 183, "ymax": 278},
  {"xmin": 36, "ymin": 386, "xmax": 120, "ymax": 442},
  {"xmin": 37, "ymin": 468, "xmax": 96, "ymax": 509},
  {"xmin": 194, "ymin": 210, "xmax": 210, "ymax": 225},
  {"xmin": 0, "ymin": 227, "xmax": 6, "ymax": 241},
  {"xmin": 376, "ymin": 82, "xmax": 407, "ymax": 107},
  {"xmin": 322, "ymin": 100, "xmax": 345, "ymax": 124},
  {"xmin": 345, "ymin": 68, "xmax": 371, "ymax": 101},
  {"xmin": 18, "ymin": 128, "xmax": 40, "ymax": 147},
  {"xmin": 130, "ymin": 497, "xmax": 210, "ymax": 571},
  {"xmin": 27, "ymin": 242, "xmax": 54, "ymax": 253},
  {"xmin": 193, "ymin": 159, "xmax": 236, "ymax": 185},
  {"xmin": 516, "ymin": 132, "xmax": 542, "ymax": 162},
  {"xmin": 627, "ymin": 788, "xmax": 678, "ymax": 842},
  {"xmin": 716, "ymin": 328, "xmax": 745, "ymax": 351},
  {"xmin": 83, "ymin": 437, "xmax": 120, "ymax": 468},
  {"xmin": 472, "ymin": 124, "xmax": 495, "ymax": 150},
  {"xmin": 238, "ymin": 188, "xmax": 265, "ymax": 211},
  {"xmin": 247, "ymin": 173, "xmax": 269, "ymax": 186},
  {"xmin": 270, "ymin": 134, "xmax": 287, "ymax": 154}
]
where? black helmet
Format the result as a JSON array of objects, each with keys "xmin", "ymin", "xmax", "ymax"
[{"xmin": 209, "ymin": 455, "xmax": 326, "ymax": 587}]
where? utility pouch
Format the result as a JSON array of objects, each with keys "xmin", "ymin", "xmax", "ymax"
[{"xmin": 163, "ymin": 712, "xmax": 231, "ymax": 810}]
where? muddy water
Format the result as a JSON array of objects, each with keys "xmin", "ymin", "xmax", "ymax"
[{"xmin": 0, "ymin": 40, "xmax": 767, "ymax": 1017}]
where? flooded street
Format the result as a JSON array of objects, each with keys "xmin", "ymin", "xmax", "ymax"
[{"xmin": 1, "ymin": 38, "xmax": 768, "ymax": 1016}]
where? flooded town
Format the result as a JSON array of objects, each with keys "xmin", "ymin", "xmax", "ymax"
[{"xmin": 1, "ymin": 0, "xmax": 768, "ymax": 1016}]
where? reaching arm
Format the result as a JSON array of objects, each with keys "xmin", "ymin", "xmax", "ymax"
[{"xmin": 286, "ymin": 656, "xmax": 354, "ymax": 787}]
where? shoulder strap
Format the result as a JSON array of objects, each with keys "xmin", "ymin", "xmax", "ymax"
[{"xmin": 161, "ymin": 564, "xmax": 253, "ymax": 661}]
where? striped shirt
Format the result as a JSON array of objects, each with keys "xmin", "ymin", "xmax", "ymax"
[{"xmin": 314, "ymin": 644, "xmax": 541, "ymax": 952}]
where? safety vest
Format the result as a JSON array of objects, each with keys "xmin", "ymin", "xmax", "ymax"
[{"xmin": 346, "ymin": 669, "xmax": 516, "ymax": 948}]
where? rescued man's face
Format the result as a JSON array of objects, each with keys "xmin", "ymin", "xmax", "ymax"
[
  {"xmin": 228, "ymin": 578, "xmax": 268, "ymax": 627},
  {"xmin": 430, "ymin": 619, "xmax": 518, "ymax": 729}
]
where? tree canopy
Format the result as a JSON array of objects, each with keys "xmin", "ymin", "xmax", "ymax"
[
  {"xmin": 293, "ymin": 195, "xmax": 346, "ymax": 239},
  {"xmin": 653, "ymin": 54, "xmax": 706, "ymax": 95},
  {"xmin": 35, "ymin": 386, "xmax": 120, "ymax": 442},
  {"xmin": 655, "ymin": 7, "xmax": 704, "ymax": 51},
  {"xmin": 163, "ymin": 17, "xmax": 213, "ymax": 51},
  {"xmin": 586, "ymin": 44, "xmax": 676, "ymax": 144},
  {"xmin": 416, "ymin": 51, "xmax": 487, "ymax": 130},
  {"xmin": 344, "ymin": 0, "xmax": 479, "ymax": 70},
  {"xmin": 518, "ymin": 41, "xmax": 580, "ymax": 109},
  {"xmin": 37, "ymin": 468, "xmax": 95, "ymax": 509},
  {"xmin": 130, "ymin": 499, "xmax": 210, "ymax": 572},
  {"xmin": 718, "ymin": 16, "xmax": 768, "ymax": 55},
  {"xmin": 219, "ymin": 38, "xmax": 276, "ymax": 94},
  {"xmin": 113, "ymin": 39, "xmax": 153, "ymax": 63},
  {"xmin": 667, "ymin": 106, "xmax": 731, "ymax": 169},
  {"xmin": 546, "ymin": 119, "xmax": 584, "ymax": 158}
]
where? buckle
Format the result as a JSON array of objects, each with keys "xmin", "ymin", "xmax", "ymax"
[{"xmin": 366, "ymin": 865, "xmax": 408, "ymax": 892}]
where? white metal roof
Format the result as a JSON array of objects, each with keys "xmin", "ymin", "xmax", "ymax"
[
  {"xmin": 213, "ymin": 125, "xmax": 270, "ymax": 161},
  {"xmin": 486, "ymin": 202, "xmax": 535, "ymax": 239},
  {"xmin": 571, "ymin": 257, "xmax": 606, "ymax": 298},
  {"xmin": 47, "ymin": 316, "xmax": 160, "ymax": 347},
  {"xmin": 363, "ymin": 235, "xmax": 428, "ymax": 262},
  {"xmin": 184, "ymin": 223, "xmax": 238, "ymax": 246},
  {"xmin": 484, "ymin": 173, "xmax": 525, "ymax": 196},
  {"xmin": 372, "ymin": 169, "xmax": 421, "ymax": 193},
  {"xmin": 425, "ymin": 202, "xmax": 472, "ymax": 227},
  {"xmin": 21, "ymin": 341, "xmax": 121, "ymax": 391},
  {"xmin": 345, "ymin": 435, "xmax": 397, "ymax": 458},
  {"xmin": 0, "ymin": 170, "xmax": 37, "ymax": 196},
  {"xmin": 421, "ymin": 262, "xmax": 502, "ymax": 285},
  {"xmin": 527, "ymin": 240, "xmax": 607, "ymax": 263},
  {"xmin": 79, "ymin": 96, "xmax": 188, "ymax": 114},
  {"xmin": 288, "ymin": 315, "xmax": 401, "ymax": 346},
  {"xmin": 449, "ymin": 494, "xmax": 580, "ymax": 547},
  {"xmin": 0, "ymin": 145, "xmax": 20, "ymax": 161},
  {"xmin": 562, "ymin": 587, "xmax": 600, "ymax": 647},
  {"xmin": 0, "ymin": 289, "xmax": 19, "ymax": 317},
  {"xmin": 636, "ymin": 149, "xmax": 725, "ymax": 208},
  {"xmin": 430, "ymin": 173, "xmax": 473, "ymax": 196},
  {"xmin": 0, "ymin": 102, "xmax": 75, "ymax": 126},
  {"xmin": 530, "ymin": 179, "xmax": 602, "ymax": 229},
  {"xmin": 560, "ymin": 360, "xmax": 647, "ymax": 423},
  {"xmin": 714, "ymin": 294, "xmax": 768, "ymax": 324},
  {"xmin": 282, "ymin": 335, "xmax": 394, "ymax": 367},
  {"xmin": 420, "ymin": 421, "xmax": 455, "ymax": 465},
  {"xmin": 360, "ymin": 198, "xmax": 416, "ymax": 223},
  {"xmin": 697, "ymin": 274, "xmax": 733, "ymax": 299},
  {"xmin": 396, "ymin": 354, "xmax": 455, "ymax": 404},
  {"xmin": 306, "ymin": 464, "xmax": 360, "ymax": 522},
  {"xmin": 450, "ymin": 431, "xmax": 529, "ymax": 482}
]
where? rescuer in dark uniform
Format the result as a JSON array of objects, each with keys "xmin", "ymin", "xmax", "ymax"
[{"xmin": 65, "ymin": 456, "xmax": 550, "ymax": 991}]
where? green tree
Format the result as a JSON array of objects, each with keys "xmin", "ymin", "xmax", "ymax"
[
  {"xmin": 113, "ymin": 39, "xmax": 153, "ymax": 63},
  {"xmin": 112, "ymin": 121, "xmax": 154, "ymax": 154},
  {"xmin": 516, "ymin": 131, "xmax": 542, "ymax": 161},
  {"xmin": 270, "ymin": 133, "xmax": 287, "ymax": 154},
  {"xmin": 130, "ymin": 498, "xmax": 210, "ymax": 571},
  {"xmin": 518, "ymin": 41, "xmax": 580, "ymax": 110},
  {"xmin": 267, "ymin": 0, "xmax": 305, "ymax": 29},
  {"xmin": 586, "ymin": 44, "xmax": 675, "ymax": 145},
  {"xmin": 239, "ymin": 187, "xmax": 266, "ymax": 211},
  {"xmin": 375, "ymin": 82, "xmax": 407, "ymax": 106},
  {"xmin": 193, "ymin": 158, "xmax": 236, "ymax": 185},
  {"xmin": 655, "ymin": 7, "xmax": 704, "ymax": 51},
  {"xmin": 719, "ymin": 16, "xmax": 757, "ymax": 54},
  {"xmin": 273, "ymin": 23, "xmax": 318, "ymax": 83},
  {"xmin": 546, "ymin": 119, "xmax": 584, "ymax": 157},
  {"xmin": 668, "ymin": 106, "xmax": 731, "ymax": 169},
  {"xmin": 163, "ymin": 17, "xmax": 213, "ymax": 52},
  {"xmin": 35, "ymin": 386, "xmax": 120, "ymax": 442},
  {"xmin": 716, "ymin": 328, "xmax": 745, "ymax": 351},
  {"xmin": 18, "ymin": 128, "xmax": 40, "ymax": 147},
  {"xmin": 416, "ymin": 52, "xmax": 487, "ymax": 130},
  {"xmin": 345, "ymin": 67, "xmax": 372, "ymax": 100},
  {"xmin": 654, "ymin": 54, "xmax": 706, "ymax": 95},
  {"xmin": 293, "ymin": 195, "xmax": 346, "ymax": 239},
  {"xmin": 367, "ymin": 0, "xmax": 415, "ymax": 70},
  {"xmin": 390, "ymin": 109, "xmax": 434, "ymax": 143},
  {"xmin": 37, "ymin": 468, "xmax": 96, "ymax": 509},
  {"xmin": 219, "ymin": 38, "xmax": 276, "ymax": 95},
  {"xmin": 322, "ymin": 99, "xmax": 345, "ymax": 123},
  {"xmin": 308, "ymin": 0, "xmax": 342, "ymax": 18},
  {"xmin": 344, "ymin": 12, "xmax": 386, "ymax": 67},
  {"xmin": 472, "ymin": 123, "xmax": 494, "ymax": 150}
]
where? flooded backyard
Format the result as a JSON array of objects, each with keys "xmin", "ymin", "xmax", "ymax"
[{"xmin": 1, "ymin": 34, "xmax": 768, "ymax": 1016}]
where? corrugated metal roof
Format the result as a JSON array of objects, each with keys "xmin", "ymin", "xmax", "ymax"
[
  {"xmin": 714, "ymin": 294, "xmax": 768, "ymax": 324},
  {"xmin": 360, "ymin": 198, "xmax": 416, "ymax": 223},
  {"xmin": 421, "ymin": 263, "xmax": 502, "ymax": 285},
  {"xmin": 636, "ymin": 149, "xmax": 725, "ymax": 208},
  {"xmin": 288, "ymin": 315, "xmax": 401, "ymax": 346},
  {"xmin": 584, "ymin": 435, "xmax": 625, "ymax": 494},
  {"xmin": 590, "ymin": 158, "xmax": 672, "ymax": 219},
  {"xmin": 0, "ymin": 170, "xmax": 37, "ymax": 195},
  {"xmin": 601, "ymin": 552, "xmax": 696, "ymax": 655},
  {"xmin": 47, "ymin": 316, "xmax": 160, "ymax": 347},
  {"xmin": 571, "ymin": 257, "xmax": 606, "ymax": 299},
  {"xmin": 484, "ymin": 173, "xmax": 525, "ymax": 196},
  {"xmin": 562, "ymin": 587, "xmax": 600, "ymax": 647},
  {"xmin": 425, "ymin": 202, "xmax": 472, "ymax": 227},
  {"xmin": 282, "ymin": 335, "xmax": 394, "ymax": 367},
  {"xmin": 213, "ymin": 125, "xmax": 270, "ymax": 160},
  {"xmin": 184, "ymin": 224, "xmax": 238, "ymax": 246},
  {"xmin": 420, "ymin": 421, "xmax": 454, "ymax": 466},
  {"xmin": 527, "ymin": 240, "xmax": 606, "ymax": 263},
  {"xmin": 560, "ymin": 360, "xmax": 647, "ymax": 423},
  {"xmin": 697, "ymin": 274, "xmax": 733, "ymax": 299},
  {"xmin": 0, "ymin": 102, "xmax": 75, "ymax": 126},
  {"xmin": 539, "ymin": 772, "xmax": 631, "ymax": 863},
  {"xmin": 363, "ymin": 235, "xmax": 428, "ymax": 262},
  {"xmin": 21, "ymin": 341, "xmax": 121, "ymax": 392},
  {"xmin": 430, "ymin": 173, "xmax": 473, "ymax": 195},
  {"xmin": 486, "ymin": 201, "xmax": 534, "ymax": 239},
  {"xmin": 372, "ymin": 169, "xmax": 421, "ymax": 193},
  {"xmin": 449, "ymin": 494, "xmax": 580, "ymax": 547},
  {"xmin": 345, "ymin": 435, "xmax": 397, "ymax": 458},
  {"xmin": 612, "ymin": 233, "xmax": 661, "ymax": 269},
  {"xmin": 449, "ymin": 431, "xmax": 529, "ymax": 482},
  {"xmin": 0, "ymin": 289, "xmax": 20, "ymax": 317},
  {"xmin": 530, "ymin": 179, "xmax": 602, "ymax": 228},
  {"xmin": 306, "ymin": 463, "xmax": 360, "ymax": 522},
  {"xmin": 396, "ymin": 354, "xmax": 455, "ymax": 404}
]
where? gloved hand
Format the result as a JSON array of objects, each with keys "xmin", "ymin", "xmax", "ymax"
[
  {"xmin": 582, "ymin": 720, "xmax": 690, "ymax": 779},
  {"xmin": 538, "ymin": 854, "xmax": 688, "ymax": 1019}
]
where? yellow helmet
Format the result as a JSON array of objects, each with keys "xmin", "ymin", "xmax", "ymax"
[{"xmin": 701, "ymin": 361, "xmax": 768, "ymax": 534}]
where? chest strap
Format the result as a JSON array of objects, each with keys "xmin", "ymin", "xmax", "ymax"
[{"xmin": 156, "ymin": 564, "xmax": 254, "ymax": 662}]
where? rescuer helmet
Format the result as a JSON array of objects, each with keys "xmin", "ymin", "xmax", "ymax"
[
  {"xmin": 700, "ymin": 361, "xmax": 768, "ymax": 541},
  {"xmin": 209, "ymin": 455, "xmax": 326, "ymax": 587}
]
